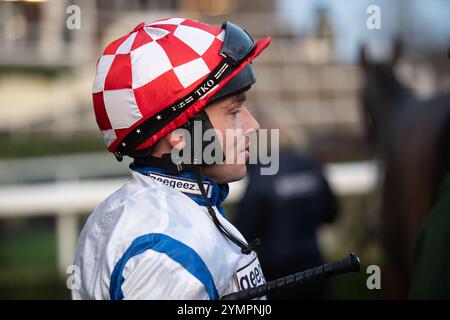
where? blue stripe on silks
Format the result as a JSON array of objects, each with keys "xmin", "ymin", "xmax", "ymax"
[{"xmin": 109, "ymin": 233, "xmax": 219, "ymax": 300}]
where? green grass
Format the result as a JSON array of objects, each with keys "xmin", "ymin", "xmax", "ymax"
[
  {"xmin": 0, "ymin": 265, "xmax": 70, "ymax": 299},
  {"xmin": 0, "ymin": 218, "xmax": 70, "ymax": 299},
  {"xmin": 0, "ymin": 224, "xmax": 55, "ymax": 267},
  {"xmin": 0, "ymin": 133, "xmax": 105, "ymax": 159},
  {"xmin": 0, "ymin": 64, "xmax": 72, "ymax": 78}
]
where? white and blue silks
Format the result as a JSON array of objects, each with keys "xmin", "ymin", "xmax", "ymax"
[{"xmin": 72, "ymin": 165, "xmax": 265, "ymax": 300}]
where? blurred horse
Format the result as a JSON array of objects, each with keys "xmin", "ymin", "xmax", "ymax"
[{"xmin": 359, "ymin": 43, "xmax": 450, "ymax": 298}]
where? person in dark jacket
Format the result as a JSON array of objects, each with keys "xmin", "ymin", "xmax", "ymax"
[{"xmin": 234, "ymin": 148, "xmax": 340, "ymax": 299}]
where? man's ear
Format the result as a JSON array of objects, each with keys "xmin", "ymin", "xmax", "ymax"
[{"xmin": 164, "ymin": 129, "xmax": 186, "ymax": 150}]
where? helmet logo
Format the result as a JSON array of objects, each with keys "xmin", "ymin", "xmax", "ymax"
[{"xmin": 194, "ymin": 79, "xmax": 216, "ymax": 97}]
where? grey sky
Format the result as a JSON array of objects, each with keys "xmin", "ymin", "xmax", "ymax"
[{"xmin": 276, "ymin": 0, "xmax": 450, "ymax": 62}]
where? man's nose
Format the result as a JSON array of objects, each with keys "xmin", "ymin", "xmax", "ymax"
[{"xmin": 243, "ymin": 106, "xmax": 260, "ymax": 134}]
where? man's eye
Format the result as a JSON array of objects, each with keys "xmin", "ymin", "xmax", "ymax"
[{"xmin": 230, "ymin": 110, "xmax": 240, "ymax": 118}]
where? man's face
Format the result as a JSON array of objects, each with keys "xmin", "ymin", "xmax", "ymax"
[{"xmin": 201, "ymin": 92, "xmax": 260, "ymax": 184}]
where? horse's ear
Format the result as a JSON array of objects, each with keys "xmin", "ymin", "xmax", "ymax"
[
  {"xmin": 391, "ymin": 38, "xmax": 403, "ymax": 67},
  {"xmin": 359, "ymin": 44, "xmax": 369, "ymax": 71}
]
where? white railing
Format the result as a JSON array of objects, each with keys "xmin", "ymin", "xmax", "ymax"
[{"xmin": 0, "ymin": 155, "xmax": 378, "ymax": 275}]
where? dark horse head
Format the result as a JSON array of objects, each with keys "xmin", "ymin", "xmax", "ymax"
[
  {"xmin": 359, "ymin": 41, "xmax": 415, "ymax": 157},
  {"xmin": 359, "ymin": 41, "xmax": 450, "ymax": 298}
]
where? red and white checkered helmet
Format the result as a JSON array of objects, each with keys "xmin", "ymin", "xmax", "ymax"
[{"xmin": 92, "ymin": 17, "xmax": 270, "ymax": 157}]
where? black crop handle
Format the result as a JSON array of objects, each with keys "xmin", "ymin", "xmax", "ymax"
[{"xmin": 220, "ymin": 252, "xmax": 361, "ymax": 300}]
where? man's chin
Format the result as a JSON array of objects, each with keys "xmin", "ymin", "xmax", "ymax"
[
  {"xmin": 224, "ymin": 164, "xmax": 247, "ymax": 183},
  {"xmin": 203, "ymin": 163, "xmax": 247, "ymax": 184}
]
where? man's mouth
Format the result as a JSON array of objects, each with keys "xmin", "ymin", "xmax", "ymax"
[
  {"xmin": 242, "ymin": 144, "xmax": 250, "ymax": 159},
  {"xmin": 240, "ymin": 143, "xmax": 250, "ymax": 153}
]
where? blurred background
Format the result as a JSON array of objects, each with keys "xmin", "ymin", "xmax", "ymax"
[{"xmin": 0, "ymin": 0, "xmax": 449, "ymax": 299}]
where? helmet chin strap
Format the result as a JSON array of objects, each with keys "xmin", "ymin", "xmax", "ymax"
[{"xmin": 132, "ymin": 110, "xmax": 261, "ymax": 255}]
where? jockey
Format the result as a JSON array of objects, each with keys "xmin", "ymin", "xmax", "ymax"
[{"xmin": 72, "ymin": 17, "xmax": 270, "ymax": 299}]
